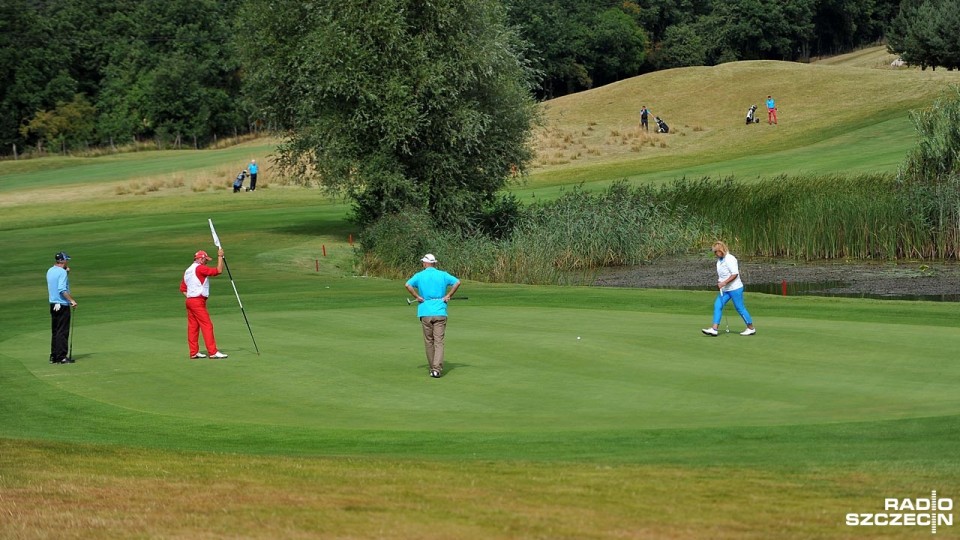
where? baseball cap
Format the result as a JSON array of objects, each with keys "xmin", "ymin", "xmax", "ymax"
[
  {"xmin": 194, "ymin": 250, "xmax": 211, "ymax": 260},
  {"xmin": 55, "ymin": 251, "xmax": 70, "ymax": 261},
  {"xmin": 421, "ymin": 253, "xmax": 437, "ymax": 263}
]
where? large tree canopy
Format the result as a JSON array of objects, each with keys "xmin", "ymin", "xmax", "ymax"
[
  {"xmin": 237, "ymin": 0, "xmax": 539, "ymax": 230},
  {"xmin": 887, "ymin": 0, "xmax": 960, "ymax": 70}
]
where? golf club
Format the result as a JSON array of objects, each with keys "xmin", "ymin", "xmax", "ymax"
[
  {"xmin": 68, "ymin": 305, "xmax": 75, "ymax": 359},
  {"xmin": 209, "ymin": 219, "xmax": 261, "ymax": 355},
  {"xmin": 407, "ymin": 297, "xmax": 469, "ymax": 304}
]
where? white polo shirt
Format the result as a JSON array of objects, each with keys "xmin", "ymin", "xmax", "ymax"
[{"xmin": 717, "ymin": 253, "xmax": 744, "ymax": 292}]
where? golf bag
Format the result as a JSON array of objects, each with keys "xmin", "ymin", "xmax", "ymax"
[
  {"xmin": 745, "ymin": 105, "xmax": 760, "ymax": 124},
  {"xmin": 232, "ymin": 171, "xmax": 247, "ymax": 192},
  {"xmin": 655, "ymin": 116, "xmax": 669, "ymax": 134}
]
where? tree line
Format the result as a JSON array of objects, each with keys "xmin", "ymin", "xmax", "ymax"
[
  {"xmin": 509, "ymin": 0, "xmax": 901, "ymax": 98},
  {"xmin": 0, "ymin": 0, "xmax": 948, "ymax": 159},
  {"xmin": 1, "ymin": 0, "xmax": 246, "ymax": 157}
]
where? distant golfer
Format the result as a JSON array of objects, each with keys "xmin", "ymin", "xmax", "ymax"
[
  {"xmin": 180, "ymin": 248, "xmax": 228, "ymax": 359},
  {"xmin": 766, "ymin": 95, "xmax": 778, "ymax": 125},
  {"xmin": 702, "ymin": 241, "xmax": 756, "ymax": 336},
  {"xmin": 639, "ymin": 106, "xmax": 650, "ymax": 131},
  {"xmin": 405, "ymin": 253, "xmax": 461, "ymax": 378},
  {"xmin": 247, "ymin": 159, "xmax": 258, "ymax": 191},
  {"xmin": 46, "ymin": 251, "xmax": 77, "ymax": 364}
]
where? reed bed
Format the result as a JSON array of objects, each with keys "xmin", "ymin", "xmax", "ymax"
[
  {"xmin": 361, "ymin": 170, "xmax": 960, "ymax": 286},
  {"xmin": 360, "ymin": 182, "xmax": 703, "ymax": 285},
  {"xmin": 658, "ymin": 173, "xmax": 960, "ymax": 260}
]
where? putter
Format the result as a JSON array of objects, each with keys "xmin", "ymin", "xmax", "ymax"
[
  {"xmin": 407, "ymin": 297, "xmax": 468, "ymax": 304},
  {"xmin": 68, "ymin": 305, "xmax": 75, "ymax": 359}
]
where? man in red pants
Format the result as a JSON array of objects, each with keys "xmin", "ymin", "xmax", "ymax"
[
  {"xmin": 766, "ymin": 95, "xmax": 778, "ymax": 125},
  {"xmin": 180, "ymin": 248, "xmax": 228, "ymax": 359}
]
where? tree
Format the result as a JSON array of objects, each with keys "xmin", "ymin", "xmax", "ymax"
[
  {"xmin": 888, "ymin": 0, "xmax": 960, "ymax": 70},
  {"xmin": 657, "ymin": 24, "xmax": 707, "ymax": 67},
  {"xmin": 811, "ymin": 0, "xmax": 898, "ymax": 57},
  {"xmin": 711, "ymin": 0, "xmax": 816, "ymax": 61},
  {"xmin": 585, "ymin": 8, "xmax": 649, "ymax": 86},
  {"xmin": 0, "ymin": 0, "xmax": 74, "ymax": 152},
  {"xmin": 95, "ymin": 0, "xmax": 244, "ymax": 147},
  {"xmin": 237, "ymin": 0, "xmax": 540, "ymax": 230},
  {"xmin": 507, "ymin": 0, "xmax": 593, "ymax": 98},
  {"xmin": 19, "ymin": 94, "xmax": 96, "ymax": 153}
]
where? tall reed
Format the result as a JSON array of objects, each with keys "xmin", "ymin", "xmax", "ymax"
[
  {"xmin": 360, "ymin": 182, "xmax": 703, "ymax": 284},
  {"xmin": 657, "ymin": 174, "xmax": 956, "ymax": 260},
  {"xmin": 895, "ymin": 86, "xmax": 960, "ymax": 258}
]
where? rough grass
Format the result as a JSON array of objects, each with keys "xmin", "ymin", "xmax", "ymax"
[{"xmin": 2, "ymin": 439, "xmax": 952, "ymax": 540}]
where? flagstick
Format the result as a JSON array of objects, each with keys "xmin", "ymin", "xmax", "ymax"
[{"xmin": 209, "ymin": 219, "xmax": 261, "ymax": 355}]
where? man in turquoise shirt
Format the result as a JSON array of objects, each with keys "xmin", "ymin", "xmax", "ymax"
[
  {"xmin": 766, "ymin": 95, "xmax": 778, "ymax": 125},
  {"xmin": 247, "ymin": 159, "xmax": 258, "ymax": 191},
  {"xmin": 405, "ymin": 253, "xmax": 461, "ymax": 378}
]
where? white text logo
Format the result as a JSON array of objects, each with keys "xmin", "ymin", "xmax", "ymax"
[{"xmin": 846, "ymin": 491, "xmax": 953, "ymax": 534}]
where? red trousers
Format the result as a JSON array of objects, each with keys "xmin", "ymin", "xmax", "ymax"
[{"xmin": 185, "ymin": 296, "xmax": 218, "ymax": 355}]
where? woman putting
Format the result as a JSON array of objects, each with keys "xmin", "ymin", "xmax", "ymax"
[{"xmin": 702, "ymin": 241, "xmax": 756, "ymax": 336}]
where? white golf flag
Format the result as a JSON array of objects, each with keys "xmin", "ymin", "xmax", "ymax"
[{"xmin": 208, "ymin": 218, "xmax": 222, "ymax": 248}]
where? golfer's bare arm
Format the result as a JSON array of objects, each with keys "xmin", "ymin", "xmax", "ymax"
[
  {"xmin": 443, "ymin": 282, "xmax": 461, "ymax": 302},
  {"xmin": 405, "ymin": 284, "xmax": 422, "ymax": 303}
]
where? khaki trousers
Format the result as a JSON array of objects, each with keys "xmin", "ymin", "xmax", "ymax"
[{"xmin": 420, "ymin": 316, "xmax": 447, "ymax": 372}]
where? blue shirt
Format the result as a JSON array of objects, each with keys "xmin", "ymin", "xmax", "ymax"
[
  {"xmin": 766, "ymin": 97, "xmax": 776, "ymax": 110},
  {"xmin": 406, "ymin": 267, "xmax": 460, "ymax": 317},
  {"xmin": 47, "ymin": 266, "xmax": 70, "ymax": 304},
  {"xmin": 249, "ymin": 162, "xmax": 258, "ymax": 175}
]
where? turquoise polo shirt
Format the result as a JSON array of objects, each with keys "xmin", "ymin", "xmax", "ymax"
[{"xmin": 406, "ymin": 267, "xmax": 460, "ymax": 317}]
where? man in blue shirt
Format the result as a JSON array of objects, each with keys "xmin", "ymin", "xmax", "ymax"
[
  {"xmin": 405, "ymin": 253, "xmax": 461, "ymax": 378},
  {"xmin": 247, "ymin": 159, "xmax": 258, "ymax": 191},
  {"xmin": 766, "ymin": 95, "xmax": 778, "ymax": 125},
  {"xmin": 46, "ymin": 251, "xmax": 78, "ymax": 364}
]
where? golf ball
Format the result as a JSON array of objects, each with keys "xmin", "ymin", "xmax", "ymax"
[{"xmin": 577, "ymin": 336, "xmax": 581, "ymax": 340}]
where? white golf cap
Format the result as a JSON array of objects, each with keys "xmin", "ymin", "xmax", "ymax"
[{"xmin": 421, "ymin": 253, "xmax": 437, "ymax": 263}]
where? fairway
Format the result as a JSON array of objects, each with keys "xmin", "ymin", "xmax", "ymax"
[{"xmin": 3, "ymin": 56, "xmax": 960, "ymax": 539}]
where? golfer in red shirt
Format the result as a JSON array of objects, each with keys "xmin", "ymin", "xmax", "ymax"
[{"xmin": 180, "ymin": 248, "xmax": 228, "ymax": 359}]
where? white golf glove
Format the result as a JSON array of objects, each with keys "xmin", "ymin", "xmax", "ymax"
[{"xmin": 53, "ymin": 303, "xmax": 61, "ymax": 311}]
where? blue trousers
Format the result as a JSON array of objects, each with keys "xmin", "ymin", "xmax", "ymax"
[{"xmin": 714, "ymin": 288, "xmax": 752, "ymax": 326}]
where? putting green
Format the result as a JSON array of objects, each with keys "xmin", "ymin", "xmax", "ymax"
[{"xmin": 8, "ymin": 306, "xmax": 959, "ymax": 433}]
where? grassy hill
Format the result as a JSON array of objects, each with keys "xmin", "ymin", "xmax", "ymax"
[
  {"xmin": 526, "ymin": 49, "xmax": 960, "ymax": 191},
  {"xmin": 2, "ymin": 54, "xmax": 959, "ymax": 539}
]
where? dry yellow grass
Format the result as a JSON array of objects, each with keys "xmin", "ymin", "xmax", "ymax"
[
  {"xmin": 0, "ymin": 440, "xmax": 942, "ymax": 540},
  {"xmin": 811, "ymin": 44, "xmax": 905, "ymax": 69}
]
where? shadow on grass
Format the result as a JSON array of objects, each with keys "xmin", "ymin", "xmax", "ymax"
[{"xmin": 417, "ymin": 362, "xmax": 470, "ymax": 376}]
